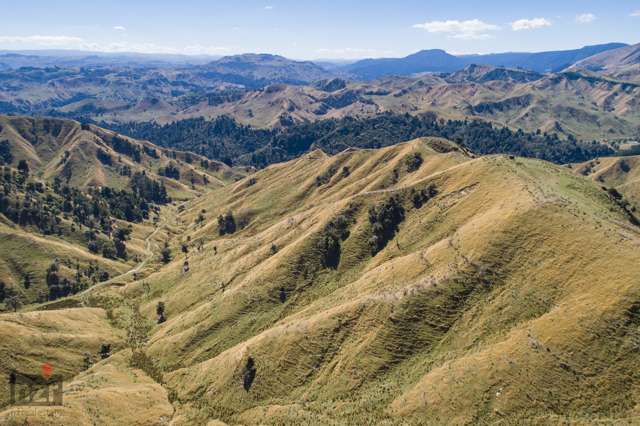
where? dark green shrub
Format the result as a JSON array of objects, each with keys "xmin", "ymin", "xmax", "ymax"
[
  {"xmin": 368, "ymin": 195, "xmax": 405, "ymax": 254},
  {"xmin": 404, "ymin": 152, "xmax": 423, "ymax": 172}
]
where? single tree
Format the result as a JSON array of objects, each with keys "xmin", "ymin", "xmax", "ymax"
[
  {"xmin": 156, "ymin": 301, "xmax": 166, "ymax": 324},
  {"xmin": 5, "ymin": 287, "xmax": 20, "ymax": 312},
  {"xmin": 161, "ymin": 242, "xmax": 172, "ymax": 264},
  {"xmin": 17, "ymin": 160, "xmax": 29, "ymax": 177},
  {"xmin": 243, "ymin": 357, "xmax": 257, "ymax": 391},
  {"xmin": 99, "ymin": 343, "xmax": 111, "ymax": 359}
]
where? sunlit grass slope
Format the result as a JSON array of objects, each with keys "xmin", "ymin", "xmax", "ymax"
[{"xmin": 2, "ymin": 137, "xmax": 640, "ymax": 425}]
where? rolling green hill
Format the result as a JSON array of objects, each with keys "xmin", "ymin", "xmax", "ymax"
[{"xmin": 2, "ymin": 137, "xmax": 639, "ymax": 424}]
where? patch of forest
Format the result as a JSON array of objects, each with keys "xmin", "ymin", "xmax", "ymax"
[{"xmin": 105, "ymin": 113, "xmax": 614, "ymax": 167}]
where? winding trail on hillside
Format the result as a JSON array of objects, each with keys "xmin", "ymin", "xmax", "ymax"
[
  {"xmin": 114, "ymin": 199, "xmax": 190, "ymax": 281},
  {"xmin": 67, "ymin": 199, "xmax": 190, "ymax": 301}
]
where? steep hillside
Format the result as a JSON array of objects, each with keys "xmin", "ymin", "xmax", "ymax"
[
  {"xmin": 571, "ymin": 43, "xmax": 640, "ymax": 83},
  {"xmin": 4, "ymin": 138, "xmax": 640, "ymax": 424},
  {"xmin": 0, "ymin": 115, "xmax": 237, "ymax": 196},
  {"xmin": 574, "ymin": 154, "xmax": 640, "ymax": 207},
  {"xmin": 0, "ymin": 115, "xmax": 241, "ymax": 309}
]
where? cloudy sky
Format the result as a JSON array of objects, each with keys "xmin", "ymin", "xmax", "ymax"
[{"xmin": 1, "ymin": 0, "xmax": 639, "ymax": 59}]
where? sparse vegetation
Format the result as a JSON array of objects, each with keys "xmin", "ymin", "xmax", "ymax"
[
  {"xmin": 156, "ymin": 302, "xmax": 166, "ymax": 324},
  {"xmin": 0, "ymin": 140, "xmax": 14, "ymax": 165},
  {"xmin": 158, "ymin": 162, "xmax": 180, "ymax": 180},
  {"xmin": 1, "ymin": 91, "xmax": 640, "ymax": 425},
  {"xmin": 99, "ymin": 343, "xmax": 111, "ymax": 359},
  {"xmin": 315, "ymin": 166, "xmax": 337, "ymax": 186},
  {"xmin": 410, "ymin": 184, "xmax": 438, "ymax": 208}
]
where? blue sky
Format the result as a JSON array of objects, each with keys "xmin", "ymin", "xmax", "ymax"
[{"xmin": 1, "ymin": 0, "xmax": 639, "ymax": 59}]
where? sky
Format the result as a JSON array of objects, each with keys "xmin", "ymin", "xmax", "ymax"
[{"xmin": 0, "ymin": 0, "xmax": 639, "ymax": 60}]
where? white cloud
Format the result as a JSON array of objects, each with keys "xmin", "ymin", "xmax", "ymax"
[
  {"xmin": 631, "ymin": 10, "xmax": 640, "ymax": 17},
  {"xmin": 511, "ymin": 18, "xmax": 552, "ymax": 31},
  {"xmin": 264, "ymin": 5, "xmax": 274, "ymax": 10},
  {"xmin": 575, "ymin": 13, "xmax": 596, "ymax": 24},
  {"xmin": 113, "ymin": 26, "xmax": 127, "ymax": 31},
  {"xmin": 412, "ymin": 19, "xmax": 500, "ymax": 40}
]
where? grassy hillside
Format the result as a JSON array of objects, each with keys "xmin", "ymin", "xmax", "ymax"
[
  {"xmin": 2, "ymin": 137, "xmax": 639, "ymax": 424},
  {"xmin": 0, "ymin": 115, "xmax": 239, "ymax": 197},
  {"xmin": 571, "ymin": 43, "xmax": 640, "ymax": 83},
  {"xmin": 574, "ymin": 154, "xmax": 640, "ymax": 207},
  {"xmin": 0, "ymin": 115, "xmax": 245, "ymax": 308}
]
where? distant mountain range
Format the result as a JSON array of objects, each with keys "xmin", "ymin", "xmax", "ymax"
[
  {"xmin": 1, "ymin": 43, "xmax": 640, "ymax": 142},
  {"xmin": 0, "ymin": 43, "xmax": 633, "ymax": 80},
  {"xmin": 340, "ymin": 43, "xmax": 628, "ymax": 79}
]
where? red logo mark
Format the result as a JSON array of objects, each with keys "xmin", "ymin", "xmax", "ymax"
[{"xmin": 41, "ymin": 363, "xmax": 53, "ymax": 380}]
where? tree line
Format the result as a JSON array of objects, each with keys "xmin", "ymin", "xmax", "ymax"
[{"xmin": 105, "ymin": 113, "xmax": 614, "ymax": 168}]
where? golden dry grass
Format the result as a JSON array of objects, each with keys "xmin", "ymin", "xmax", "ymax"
[{"xmin": 2, "ymin": 139, "xmax": 640, "ymax": 424}]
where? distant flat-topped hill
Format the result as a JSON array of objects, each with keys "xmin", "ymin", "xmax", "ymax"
[{"xmin": 199, "ymin": 53, "xmax": 333, "ymax": 85}]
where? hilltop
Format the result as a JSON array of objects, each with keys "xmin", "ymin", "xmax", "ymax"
[
  {"xmin": 574, "ymin": 152, "xmax": 640, "ymax": 206},
  {"xmin": 200, "ymin": 54, "xmax": 333, "ymax": 86},
  {"xmin": 1, "ymin": 137, "xmax": 639, "ymax": 424}
]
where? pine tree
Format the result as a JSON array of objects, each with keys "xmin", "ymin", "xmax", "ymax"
[
  {"xmin": 156, "ymin": 302, "xmax": 166, "ymax": 324},
  {"xmin": 17, "ymin": 160, "xmax": 29, "ymax": 177},
  {"xmin": 161, "ymin": 241, "xmax": 172, "ymax": 264}
]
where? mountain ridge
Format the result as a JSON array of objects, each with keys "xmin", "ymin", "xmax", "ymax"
[{"xmin": 341, "ymin": 43, "xmax": 629, "ymax": 79}]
